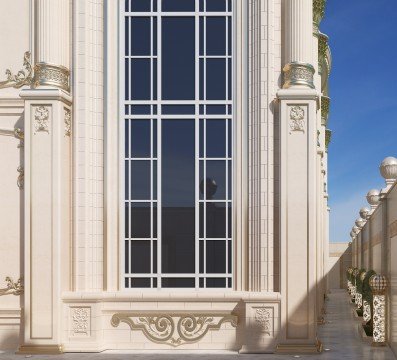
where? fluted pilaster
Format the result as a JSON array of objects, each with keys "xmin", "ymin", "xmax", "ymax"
[
  {"xmin": 283, "ymin": 0, "xmax": 315, "ymax": 88},
  {"xmin": 34, "ymin": 0, "xmax": 70, "ymax": 91}
]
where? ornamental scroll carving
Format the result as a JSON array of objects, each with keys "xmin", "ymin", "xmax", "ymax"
[
  {"xmin": 0, "ymin": 277, "xmax": 23, "ymax": 296},
  {"xmin": 111, "ymin": 312, "xmax": 238, "ymax": 347},
  {"xmin": 373, "ymin": 295, "xmax": 386, "ymax": 343},
  {"xmin": 0, "ymin": 52, "xmax": 33, "ymax": 89},
  {"xmin": 34, "ymin": 106, "xmax": 50, "ymax": 133},
  {"xmin": 254, "ymin": 308, "xmax": 271, "ymax": 335},
  {"xmin": 289, "ymin": 106, "xmax": 305, "ymax": 132},
  {"xmin": 71, "ymin": 307, "xmax": 90, "ymax": 337},
  {"xmin": 17, "ymin": 166, "xmax": 24, "ymax": 190}
]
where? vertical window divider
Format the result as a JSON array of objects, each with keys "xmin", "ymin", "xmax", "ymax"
[{"xmin": 157, "ymin": 2, "xmax": 162, "ymax": 288}]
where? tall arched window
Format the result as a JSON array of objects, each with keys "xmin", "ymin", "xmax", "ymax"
[{"xmin": 121, "ymin": 0, "xmax": 233, "ymax": 289}]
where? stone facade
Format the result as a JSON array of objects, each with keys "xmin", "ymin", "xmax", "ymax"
[{"xmin": 0, "ymin": 0, "xmax": 331, "ymax": 354}]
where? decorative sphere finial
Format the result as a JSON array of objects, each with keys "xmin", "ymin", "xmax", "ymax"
[
  {"xmin": 352, "ymin": 225, "xmax": 359, "ymax": 234},
  {"xmin": 380, "ymin": 157, "xmax": 397, "ymax": 185},
  {"xmin": 355, "ymin": 218, "xmax": 365, "ymax": 228},
  {"xmin": 359, "ymin": 207, "xmax": 370, "ymax": 220},
  {"xmin": 366, "ymin": 189, "xmax": 380, "ymax": 208},
  {"xmin": 369, "ymin": 274, "xmax": 388, "ymax": 295}
]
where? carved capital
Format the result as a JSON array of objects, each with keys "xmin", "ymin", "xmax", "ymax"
[
  {"xmin": 321, "ymin": 96, "xmax": 330, "ymax": 126},
  {"xmin": 34, "ymin": 63, "xmax": 70, "ymax": 92},
  {"xmin": 283, "ymin": 62, "xmax": 315, "ymax": 89}
]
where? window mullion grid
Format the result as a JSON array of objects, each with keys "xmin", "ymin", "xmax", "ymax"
[
  {"xmin": 157, "ymin": 2, "xmax": 162, "ymax": 289},
  {"xmin": 203, "ymin": 3, "xmax": 207, "ymax": 289},
  {"xmin": 225, "ymin": 4, "xmax": 229, "ymax": 287},
  {"xmin": 194, "ymin": 0, "xmax": 200, "ymax": 290}
]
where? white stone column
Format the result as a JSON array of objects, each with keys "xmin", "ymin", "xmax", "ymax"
[
  {"xmin": 277, "ymin": 0, "xmax": 320, "ymax": 353},
  {"xmin": 18, "ymin": 0, "xmax": 71, "ymax": 354}
]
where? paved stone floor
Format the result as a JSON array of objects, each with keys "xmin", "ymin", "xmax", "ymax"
[{"xmin": 0, "ymin": 289, "xmax": 396, "ymax": 359}]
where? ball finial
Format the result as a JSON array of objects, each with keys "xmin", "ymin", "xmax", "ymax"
[
  {"xmin": 380, "ymin": 157, "xmax": 397, "ymax": 185},
  {"xmin": 366, "ymin": 189, "xmax": 380, "ymax": 208}
]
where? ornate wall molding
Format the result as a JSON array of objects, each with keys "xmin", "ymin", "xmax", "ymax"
[
  {"xmin": 34, "ymin": 63, "xmax": 70, "ymax": 92},
  {"xmin": 14, "ymin": 128, "xmax": 24, "ymax": 147},
  {"xmin": 321, "ymin": 96, "xmax": 330, "ymax": 126},
  {"xmin": 289, "ymin": 106, "xmax": 305, "ymax": 133},
  {"xmin": 0, "ymin": 51, "xmax": 33, "ymax": 89},
  {"xmin": 34, "ymin": 106, "xmax": 50, "ymax": 134},
  {"xmin": 0, "ymin": 277, "xmax": 23, "ymax": 296},
  {"xmin": 70, "ymin": 307, "xmax": 90, "ymax": 337},
  {"xmin": 283, "ymin": 62, "xmax": 315, "ymax": 89},
  {"xmin": 64, "ymin": 108, "xmax": 71, "ymax": 136},
  {"xmin": 111, "ymin": 312, "xmax": 238, "ymax": 347}
]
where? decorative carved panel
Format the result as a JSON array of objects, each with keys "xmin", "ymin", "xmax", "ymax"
[{"xmin": 70, "ymin": 307, "xmax": 91, "ymax": 337}]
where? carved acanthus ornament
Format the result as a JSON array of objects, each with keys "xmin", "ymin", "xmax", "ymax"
[
  {"xmin": 325, "ymin": 129, "xmax": 332, "ymax": 150},
  {"xmin": 14, "ymin": 128, "xmax": 24, "ymax": 147},
  {"xmin": 0, "ymin": 52, "xmax": 33, "ymax": 89},
  {"xmin": 111, "ymin": 312, "xmax": 238, "ymax": 347},
  {"xmin": 283, "ymin": 62, "xmax": 315, "ymax": 89},
  {"xmin": 318, "ymin": 33, "xmax": 329, "ymax": 74},
  {"xmin": 0, "ymin": 277, "xmax": 23, "ymax": 296},
  {"xmin": 255, "ymin": 308, "xmax": 271, "ymax": 335},
  {"xmin": 313, "ymin": 0, "xmax": 326, "ymax": 33},
  {"xmin": 64, "ymin": 108, "xmax": 71, "ymax": 136},
  {"xmin": 289, "ymin": 106, "xmax": 305, "ymax": 132},
  {"xmin": 17, "ymin": 166, "xmax": 24, "ymax": 190},
  {"xmin": 34, "ymin": 106, "xmax": 50, "ymax": 133},
  {"xmin": 321, "ymin": 96, "xmax": 330, "ymax": 126},
  {"xmin": 71, "ymin": 307, "xmax": 90, "ymax": 336}
]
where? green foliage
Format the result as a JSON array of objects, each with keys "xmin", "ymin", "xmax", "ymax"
[{"xmin": 362, "ymin": 270, "xmax": 376, "ymax": 303}]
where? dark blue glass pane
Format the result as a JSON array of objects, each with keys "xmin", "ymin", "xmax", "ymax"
[
  {"xmin": 199, "ymin": 59, "xmax": 204, "ymax": 100},
  {"xmin": 227, "ymin": 119, "xmax": 232, "ymax": 156},
  {"xmin": 125, "ymin": 0, "xmax": 129, "ymax": 12},
  {"xmin": 153, "ymin": 121, "xmax": 158, "ymax": 157},
  {"xmin": 153, "ymin": 19, "xmax": 157, "ymax": 55},
  {"xmin": 131, "ymin": 161, "xmax": 151, "ymax": 199},
  {"xmin": 125, "ymin": 206, "xmax": 129, "ymax": 238},
  {"xmin": 206, "ymin": 202, "xmax": 226, "ymax": 238},
  {"xmin": 207, "ymin": 105, "xmax": 226, "ymax": 114},
  {"xmin": 131, "ymin": 105, "xmax": 151, "ymax": 114},
  {"xmin": 153, "ymin": 161, "xmax": 157, "ymax": 200},
  {"xmin": 162, "ymin": 105, "xmax": 195, "ymax": 114},
  {"xmin": 199, "ymin": 0, "xmax": 204, "ymax": 11},
  {"xmin": 125, "ymin": 160, "xmax": 130, "ymax": 198},
  {"xmin": 153, "ymin": 241, "xmax": 157, "ymax": 271},
  {"xmin": 131, "ymin": 278, "xmax": 151, "ymax": 287},
  {"xmin": 162, "ymin": 0, "xmax": 195, "ymax": 11},
  {"xmin": 153, "ymin": 0, "xmax": 157, "ymax": 11},
  {"xmin": 125, "ymin": 58, "xmax": 129, "ymax": 100},
  {"xmin": 199, "ymin": 121, "xmax": 204, "ymax": 157},
  {"xmin": 125, "ymin": 121, "xmax": 130, "ymax": 157},
  {"xmin": 207, "ymin": 278, "xmax": 225, "ymax": 287},
  {"xmin": 205, "ymin": 160, "xmax": 226, "ymax": 200},
  {"xmin": 228, "ymin": 202, "xmax": 231, "ymax": 237},
  {"xmin": 131, "ymin": 59, "xmax": 151, "ymax": 100},
  {"xmin": 228, "ymin": 160, "xmax": 232, "ymax": 199},
  {"xmin": 162, "ymin": 17, "xmax": 195, "ymax": 100},
  {"xmin": 228, "ymin": 240, "xmax": 232, "ymax": 272},
  {"xmin": 206, "ymin": 0, "xmax": 226, "ymax": 11},
  {"xmin": 153, "ymin": 59, "xmax": 157, "ymax": 99},
  {"xmin": 162, "ymin": 120, "xmax": 195, "ymax": 273},
  {"xmin": 125, "ymin": 241, "xmax": 129, "ymax": 274},
  {"xmin": 206, "ymin": 17, "xmax": 226, "ymax": 55},
  {"xmin": 131, "ymin": 241, "xmax": 151, "ymax": 273},
  {"xmin": 199, "ymin": 17, "xmax": 204, "ymax": 56},
  {"xmin": 162, "ymin": 278, "xmax": 195, "ymax": 287},
  {"xmin": 206, "ymin": 59, "xmax": 226, "ymax": 100},
  {"xmin": 125, "ymin": 18, "xmax": 129, "ymax": 55},
  {"xmin": 131, "ymin": 17, "xmax": 151, "ymax": 55},
  {"xmin": 228, "ymin": 58, "xmax": 232, "ymax": 100},
  {"xmin": 206, "ymin": 241, "xmax": 226, "ymax": 273},
  {"xmin": 199, "ymin": 241, "xmax": 204, "ymax": 272},
  {"xmin": 206, "ymin": 119, "xmax": 226, "ymax": 157},
  {"xmin": 228, "ymin": 16, "xmax": 232, "ymax": 55},
  {"xmin": 130, "ymin": 202, "xmax": 151, "ymax": 237},
  {"xmin": 130, "ymin": 0, "xmax": 151, "ymax": 11},
  {"xmin": 131, "ymin": 120, "xmax": 151, "ymax": 157}
]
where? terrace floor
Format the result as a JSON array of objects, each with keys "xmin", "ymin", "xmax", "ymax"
[{"xmin": 0, "ymin": 289, "xmax": 395, "ymax": 359}]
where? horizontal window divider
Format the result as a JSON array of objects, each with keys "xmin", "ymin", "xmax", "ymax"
[
  {"xmin": 124, "ymin": 199, "xmax": 157, "ymax": 203},
  {"xmin": 124, "ymin": 274, "xmax": 233, "ymax": 278},
  {"xmin": 199, "ymin": 157, "xmax": 232, "ymax": 160},
  {"xmin": 124, "ymin": 12, "xmax": 232, "ymax": 16}
]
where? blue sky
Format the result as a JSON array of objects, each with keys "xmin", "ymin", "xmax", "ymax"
[{"xmin": 321, "ymin": 0, "xmax": 397, "ymax": 243}]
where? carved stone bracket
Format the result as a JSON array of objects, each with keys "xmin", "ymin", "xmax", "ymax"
[
  {"xmin": 0, "ymin": 52, "xmax": 33, "ymax": 89},
  {"xmin": 111, "ymin": 311, "xmax": 238, "ymax": 347},
  {"xmin": 0, "ymin": 277, "xmax": 23, "ymax": 296}
]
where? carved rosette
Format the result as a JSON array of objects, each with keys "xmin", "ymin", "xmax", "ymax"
[
  {"xmin": 283, "ymin": 62, "xmax": 315, "ymax": 89},
  {"xmin": 34, "ymin": 63, "xmax": 70, "ymax": 92},
  {"xmin": 34, "ymin": 106, "xmax": 50, "ymax": 134},
  {"xmin": 313, "ymin": 0, "xmax": 326, "ymax": 33},
  {"xmin": 71, "ymin": 307, "xmax": 90, "ymax": 337},
  {"xmin": 373, "ymin": 294, "xmax": 386, "ymax": 343},
  {"xmin": 289, "ymin": 105, "xmax": 305, "ymax": 133},
  {"xmin": 321, "ymin": 96, "xmax": 330, "ymax": 126},
  {"xmin": 325, "ymin": 129, "xmax": 332, "ymax": 150},
  {"xmin": 254, "ymin": 308, "xmax": 271, "ymax": 335},
  {"xmin": 363, "ymin": 300, "xmax": 371, "ymax": 323},
  {"xmin": 111, "ymin": 312, "xmax": 238, "ymax": 347},
  {"xmin": 64, "ymin": 108, "xmax": 71, "ymax": 136}
]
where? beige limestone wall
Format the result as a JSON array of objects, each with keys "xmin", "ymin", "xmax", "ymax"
[{"xmin": 328, "ymin": 243, "xmax": 351, "ymax": 289}]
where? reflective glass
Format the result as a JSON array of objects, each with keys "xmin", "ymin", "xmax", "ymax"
[
  {"xmin": 206, "ymin": 0, "xmax": 226, "ymax": 11},
  {"xmin": 206, "ymin": 202, "xmax": 226, "ymax": 238},
  {"xmin": 206, "ymin": 59, "xmax": 226, "ymax": 100},
  {"xmin": 205, "ymin": 160, "xmax": 226, "ymax": 200},
  {"xmin": 131, "ymin": 59, "xmax": 151, "ymax": 100},
  {"xmin": 206, "ymin": 120, "xmax": 226, "ymax": 157},
  {"xmin": 130, "ymin": 203, "xmax": 151, "ymax": 237},
  {"xmin": 162, "ymin": 17, "xmax": 195, "ymax": 100},
  {"xmin": 131, "ymin": 17, "xmax": 151, "ymax": 55},
  {"xmin": 131, "ymin": 161, "xmax": 151, "ymax": 199},
  {"xmin": 131, "ymin": 241, "xmax": 151, "ymax": 273},
  {"xmin": 162, "ymin": 0, "xmax": 195, "ymax": 11},
  {"xmin": 131, "ymin": 120, "xmax": 151, "ymax": 158},
  {"xmin": 130, "ymin": 0, "xmax": 151, "ymax": 11},
  {"xmin": 206, "ymin": 17, "xmax": 226, "ymax": 55},
  {"xmin": 206, "ymin": 241, "xmax": 226, "ymax": 273}
]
